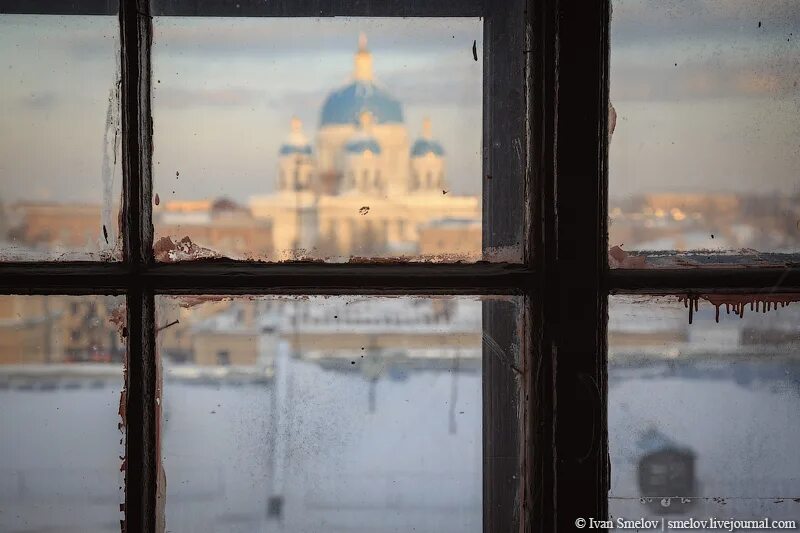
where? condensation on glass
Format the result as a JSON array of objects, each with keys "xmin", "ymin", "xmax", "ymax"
[
  {"xmin": 608, "ymin": 295, "xmax": 800, "ymax": 521},
  {"xmin": 150, "ymin": 18, "xmax": 485, "ymax": 262},
  {"xmin": 609, "ymin": 1, "xmax": 800, "ymax": 267},
  {"xmin": 0, "ymin": 14, "xmax": 122, "ymax": 261},
  {"xmin": 0, "ymin": 295, "xmax": 126, "ymax": 532},
  {"xmin": 156, "ymin": 295, "xmax": 519, "ymax": 532}
]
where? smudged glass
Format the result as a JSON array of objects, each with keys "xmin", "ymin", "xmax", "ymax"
[
  {"xmin": 157, "ymin": 295, "xmax": 521, "ymax": 532},
  {"xmin": 608, "ymin": 295, "xmax": 800, "ymax": 520},
  {"xmin": 151, "ymin": 18, "xmax": 486, "ymax": 262},
  {"xmin": 609, "ymin": 0, "xmax": 800, "ymax": 267},
  {"xmin": 0, "ymin": 295, "xmax": 126, "ymax": 532},
  {"xmin": 0, "ymin": 15, "xmax": 122, "ymax": 261}
]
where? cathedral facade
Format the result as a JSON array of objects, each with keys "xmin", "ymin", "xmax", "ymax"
[{"xmin": 249, "ymin": 34, "xmax": 480, "ymax": 260}]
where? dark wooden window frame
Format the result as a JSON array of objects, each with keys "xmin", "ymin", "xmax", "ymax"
[{"xmin": 2, "ymin": 1, "xmax": 800, "ymax": 532}]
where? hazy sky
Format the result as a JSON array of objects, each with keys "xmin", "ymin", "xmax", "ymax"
[
  {"xmin": 1, "ymin": 2, "xmax": 799, "ymax": 205},
  {"xmin": 0, "ymin": 15, "xmax": 120, "ymax": 204},
  {"xmin": 610, "ymin": 0, "xmax": 800, "ymax": 199}
]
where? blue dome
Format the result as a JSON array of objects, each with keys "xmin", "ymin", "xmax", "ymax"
[
  {"xmin": 345, "ymin": 137, "xmax": 381, "ymax": 154},
  {"xmin": 321, "ymin": 81, "xmax": 403, "ymax": 126},
  {"xmin": 411, "ymin": 139, "xmax": 445, "ymax": 157},
  {"xmin": 279, "ymin": 144, "xmax": 312, "ymax": 156}
]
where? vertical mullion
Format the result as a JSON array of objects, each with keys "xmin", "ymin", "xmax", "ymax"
[
  {"xmin": 121, "ymin": 0, "xmax": 154, "ymax": 265},
  {"xmin": 483, "ymin": 298, "xmax": 526, "ymax": 532},
  {"xmin": 528, "ymin": 0, "xmax": 557, "ymax": 529},
  {"xmin": 483, "ymin": 0, "xmax": 530, "ymax": 530},
  {"xmin": 550, "ymin": 0, "xmax": 611, "ymax": 529},
  {"xmin": 483, "ymin": 0, "xmax": 527, "ymax": 259},
  {"xmin": 124, "ymin": 290, "xmax": 158, "ymax": 533},
  {"xmin": 121, "ymin": 0, "xmax": 155, "ymax": 532}
]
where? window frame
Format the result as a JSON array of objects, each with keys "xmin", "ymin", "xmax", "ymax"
[{"xmin": 2, "ymin": 0, "xmax": 799, "ymax": 532}]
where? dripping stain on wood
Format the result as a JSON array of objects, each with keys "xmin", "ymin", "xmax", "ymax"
[{"xmin": 679, "ymin": 293, "xmax": 800, "ymax": 324}]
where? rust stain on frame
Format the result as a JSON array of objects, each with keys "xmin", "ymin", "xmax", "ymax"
[
  {"xmin": 679, "ymin": 293, "xmax": 800, "ymax": 324},
  {"xmin": 609, "ymin": 245, "xmax": 647, "ymax": 268},
  {"xmin": 119, "ymin": 339, "xmax": 128, "ymax": 532}
]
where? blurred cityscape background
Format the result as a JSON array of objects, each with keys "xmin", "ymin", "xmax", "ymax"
[
  {"xmin": 0, "ymin": 17, "xmax": 485, "ymax": 261},
  {"xmin": 1, "ymin": 294, "xmax": 799, "ymax": 531},
  {"xmin": 2, "ymin": 1, "xmax": 800, "ymax": 532},
  {"xmin": 3, "ymin": 4, "xmax": 799, "ymax": 262}
]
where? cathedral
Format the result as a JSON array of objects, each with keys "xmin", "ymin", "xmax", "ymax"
[{"xmin": 248, "ymin": 33, "xmax": 480, "ymax": 260}]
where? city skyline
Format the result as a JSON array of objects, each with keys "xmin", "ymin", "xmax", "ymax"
[{"xmin": 2, "ymin": 4, "xmax": 799, "ymax": 208}]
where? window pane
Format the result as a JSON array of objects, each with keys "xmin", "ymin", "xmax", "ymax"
[
  {"xmin": 0, "ymin": 295, "xmax": 126, "ymax": 532},
  {"xmin": 609, "ymin": 1, "xmax": 800, "ymax": 267},
  {"xmin": 151, "ymin": 18, "xmax": 488, "ymax": 262},
  {"xmin": 0, "ymin": 14, "xmax": 122, "ymax": 261},
  {"xmin": 157, "ymin": 295, "xmax": 518, "ymax": 532},
  {"xmin": 609, "ymin": 295, "xmax": 800, "ymax": 522}
]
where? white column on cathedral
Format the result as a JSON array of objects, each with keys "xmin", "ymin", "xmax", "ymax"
[{"xmin": 343, "ymin": 111, "xmax": 383, "ymax": 195}]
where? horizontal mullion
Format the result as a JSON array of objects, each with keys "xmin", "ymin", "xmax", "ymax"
[
  {"xmin": 609, "ymin": 267, "xmax": 800, "ymax": 293},
  {"xmin": 0, "ymin": 261, "xmax": 529, "ymax": 293},
  {"xmin": 145, "ymin": 261, "xmax": 528, "ymax": 293},
  {"xmin": 0, "ymin": 0, "xmax": 485, "ymax": 16},
  {"xmin": 5, "ymin": 263, "xmax": 800, "ymax": 293},
  {"xmin": 0, "ymin": 0, "xmax": 117, "ymax": 15},
  {"xmin": 151, "ymin": 0, "xmax": 483, "ymax": 17},
  {"xmin": 0, "ymin": 263, "xmax": 130, "ymax": 294}
]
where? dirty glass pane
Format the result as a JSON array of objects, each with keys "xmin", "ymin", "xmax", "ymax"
[
  {"xmin": 0, "ymin": 295, "xmax": 126, "ymax": 532},
  {"xmin": 0, "ymin": 14, "xmax": 122, "ymax": 261},
  {"xmin": 151, "ymin": 18, "xmax": 487, "ymax": 262},
  {"xmin": 609, "ymin": 295, "xmax": 800, "ymax": 524},
  {"xmin": 157, "ymin": 295, "xmax": 516, "ymax": 532},
  {"xmin": 609, "ymin": 1, "xmax": 800, "ymax": 268}
]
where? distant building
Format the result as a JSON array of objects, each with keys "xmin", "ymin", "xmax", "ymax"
[
  {"xmin": 0, "ymin": 296, "xmax": 63, "ymax": 365},
  {"xmin": 0, "ymin": 295, "xmax": 124, "ymax": 365},
  {"xmin": 11, "ymin": 35, "xmax": 481, "ymax": 262},
  {"xmin": 607, "ymin": 299, "xmax": 688, "ymax": 359},
  {"xmin": 419, "ymin": 218, "xmax": 482, "ymax": 258},
  {"xmin": 609, "ymin": 192, "xmax": 800, "ymax": 253},
  {"xmin": 246, "ymin": 34, "xmax": 481, "ymax": 260},
  {"xmin": 155, "ymin": 198, "xmax": 273, "ymax": 259},
  {"xmin": 6, "ymin": 202, "xmax": 113, "ymax": 256},
  {"xmin": 160, "ymin": 298, "xmax": 482, "ymax": 374}
]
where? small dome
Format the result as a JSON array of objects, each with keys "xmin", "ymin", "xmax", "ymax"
[
  {"xmin": 279, "ymin": 144, "xmax": 312, "ymax": 156},
  {"xmin": 411, "ymin": 117, "xmax": 445, "ymax": 157},
  {"xmin": 345, "ymin": 111, "xmax": 382, "ymax": 154},
  {"xmin": 345, "ymin": 138, "xmax": 382, "ymax": 154},
  {"xmin": 279, "ymin": 117, "xmax": 312, "ymax": 156},
  {"xmin": 411, "ymin": 139, "xmax": 444, "ymax": 157}
]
